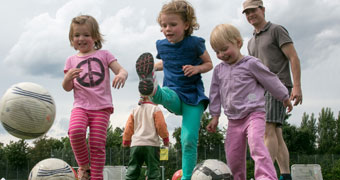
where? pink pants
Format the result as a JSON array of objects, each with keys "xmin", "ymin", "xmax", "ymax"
[
  {"xmin": 69, "ymin": 108, "xmax": 111, "ymax": 180},
  {"xmin": 225, "ymin": 112, "xmax": 277, "ymax": 180}
]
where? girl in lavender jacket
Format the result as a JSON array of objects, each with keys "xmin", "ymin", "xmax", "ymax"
[{"xmin": 206, "ymin": 24, "xmax": 293, "ymax": 180}]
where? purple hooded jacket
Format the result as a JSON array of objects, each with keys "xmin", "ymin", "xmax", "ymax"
[{"xmin": 209, "ymin": 56, "xmax": 289, "ymax": 120}]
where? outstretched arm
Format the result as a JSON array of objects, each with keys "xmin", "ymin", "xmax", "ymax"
[{"xmin": 109, "ymin": 61, "xmax": 128, "ymax": 89}]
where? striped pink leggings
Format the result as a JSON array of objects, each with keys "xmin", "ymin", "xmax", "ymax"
[{"xmin": 69, "ymin": 108, "xmax": 111, "ymax": 180}]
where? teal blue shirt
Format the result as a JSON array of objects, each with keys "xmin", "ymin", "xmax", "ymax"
[{"xmin": 156, "ymin": 36, "xmax": 209, "ymax": 109}]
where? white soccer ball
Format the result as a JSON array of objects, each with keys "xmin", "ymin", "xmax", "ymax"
[
  {"xmin": 191, "ymin": 159, "xmax": 233, "ymax": 180},
  {"xmin": 28, "ymin": 158, "xmax": 77, "ymax": 180},
  {"xmin": 0, "ymin": 82, "xmax": 56, "ymax": 139}
]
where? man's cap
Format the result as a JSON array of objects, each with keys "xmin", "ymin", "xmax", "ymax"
[{"xmin": 242, "ymin": 0, "xmax": 263, "ymax": 13}]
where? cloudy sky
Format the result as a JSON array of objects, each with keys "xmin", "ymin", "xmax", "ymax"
[{"xmin": 0, "ymin": 0, "xmax": 339, "ymax": 145}]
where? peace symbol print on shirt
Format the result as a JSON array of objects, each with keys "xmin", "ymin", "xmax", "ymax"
[{"xmin": 76, "ymin": 57, "xmax": 105, "ymax": 87}]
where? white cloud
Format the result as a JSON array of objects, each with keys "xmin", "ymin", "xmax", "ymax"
[
  {"xmin": 4, "ymin": 13, "xmax": 68, "ymax": 77},
  {"xmin": 100, "ymin": 6, "xmax": 163, "ymax": 73}
]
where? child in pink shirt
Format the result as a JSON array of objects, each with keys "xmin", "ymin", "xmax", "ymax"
[{"xmin": 62, "ymin": 15, "xmax": 128, "ymax": 180}]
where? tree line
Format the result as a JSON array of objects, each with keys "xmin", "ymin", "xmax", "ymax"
[{"xmin": 0, "ymin": 107, "xmax": 339, "ymax": 179}]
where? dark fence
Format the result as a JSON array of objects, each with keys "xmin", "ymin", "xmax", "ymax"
[{"xmin": 1, "ymin": 145, "xmax": 340, "ymax": 180}]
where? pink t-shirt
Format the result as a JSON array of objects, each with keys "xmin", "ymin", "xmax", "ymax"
[{"xmin": 64, "ymin": 50, "xmax": 116, "ymax": 110}]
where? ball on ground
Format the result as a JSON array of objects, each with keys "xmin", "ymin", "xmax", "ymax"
[
  {"xmin": 191, "ymin": 159, "xmax": 233, "ymax": 180},
  {"xmin": 172, "ymin": 169, "xmax": 182, "ymax": 180},
  {"xmin": 28, "ymin": 158, "xmax": 77, "ymax": 180}
]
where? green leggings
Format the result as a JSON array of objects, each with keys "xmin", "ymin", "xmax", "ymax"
[{"xmin": 151, "ymin": 86, "xmax": 204, "ymax": 180}]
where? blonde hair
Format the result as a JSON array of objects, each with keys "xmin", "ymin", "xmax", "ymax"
[
  {"xmin": 69, "ymin": 15, "xmax": 104, "ymax": 50},
  {"xmin": 157, "ymin": 0, "xmax": 199, "ymax": 36},
  {"xmin": 210, "ymin": 24, "xmax": 243, "ymax": 51}
]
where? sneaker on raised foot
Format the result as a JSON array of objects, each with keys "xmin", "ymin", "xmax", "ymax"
[{"xmin": 136, "ymin": 52, "xmax": 157, "ymax": 96}]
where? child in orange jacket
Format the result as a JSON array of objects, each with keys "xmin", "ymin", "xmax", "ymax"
[{"xmin": 123, "ymin": 96, "xmax": 169, "ymax": 180}]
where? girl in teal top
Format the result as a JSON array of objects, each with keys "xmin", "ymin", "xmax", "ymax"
[{"xmin": 135, "ymin": 1, "xmax": 213, "ymax": 179}]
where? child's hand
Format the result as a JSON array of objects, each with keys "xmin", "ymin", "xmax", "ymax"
[
  {"xmin": 163, "ymin": 141, "xmax": 169, "ymax": 147},
  {"xmin": 283, "ymin": 99, "xmax": 293, "ymax": 113},
  {"xmin": 65, "ymin": 68, "xmax": 82, "ymax": 81},
  {"xmin": 206, "ymin": 116, "xmax": 219, "ymax": 133},
  {"xmin": 112, "ymin": 73, "xmax": 127, "ymax": 89},
  {"xmin": 122, "ymin": 141, "xmax": 131, "ymax": 147},
  {"xmin": 183, "ymin": 65, "xmax": 200, "ymax": 77},
  {"xmin": 109, "ymin": 61, "xmax": 128, "ymax": 89},
  {"xmin": 62, "ymin": 68, "xmax": 82, "ymax": 91},
  {"xmin": 163, "ymin": 137, "xmax": 169, "ymax": 147},
  {"xmin": 122, "ymin": 144, "xmax": 130, "ymax": 147}
]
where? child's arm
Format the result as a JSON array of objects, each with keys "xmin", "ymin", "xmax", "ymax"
[
  {"xmin": 154, "ymin": 60, "xmax": 163, "ymax": 71},
  {"xmin": 250, "ymin": 60, "xmax": 293, "ymax": 112},
  {"xmin": 109, "ymin": 61, "xmax": 128, "ymax": 89},
  {"xmin": 122, "ymin": 114, "xmax": 135, "ymax": 147},
  {"xmin": 154, "ymin": 110, "xmax": 169, "ymax": 147},
  {"xmin": 183, "ymin": 50, "xmax": 213, "ymax": 77},
  {"xmin": 206, "ymin": 116, "xmax": 220, "ymax": 133},
  {"xmin": 62, "ymin": 68, "xmax": 82, "ymax": 92},
  {"xmin": 207, "ymin": 67, "xmax": 222, "ymax": 133},
  {"xmin": 209, "ymin": 67, "xmax": 222, "ymax": 123}
]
